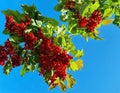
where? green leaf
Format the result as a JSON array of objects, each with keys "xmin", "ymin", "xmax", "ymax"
[
  {"xmin": 66, "ymin": 74, "xmax": 76, "ymax": 88},
  {"xmin": 75, "ymin": 50, "xmax": 84, "ymax": 58},
  {"xmin": 103, "ymin": 8, "xmax": 113, "ymax": 19},
  {"xmin": 20, "ymin": 65, "xmax": 28, "ymax": 76},
  {"xmin": 68, "ymin": 23, "xmax": 77, "ymax": 33},
  {"xmin": 25, "ymin": 29, "xmax": 32, "ymax": 33},
  {"xmin": 60, "ymin": 14, "xmax": 68, "ymax": 22},
  {"xmin": 43, "ymin": 17, "xmax": 59, "ymax": 26},
  {"xmin": 90, "ymin": 1, "xmax": 100, "ymax": 13},
  {"xmin": 81, "ymin": 3, "xmax": 91, "ymax": 16},
  {"xmin": 3, "ymin": 61, "xmax": 12, "ymax": 75},
  {"xmin": 113, "ymin": 15, "xmax": 120, "ymax": 27},
  {"xmin": 9, "ymin": 35, "xmax": 23, "ymax": 43},
  {"xmin": 3, "ymin": 29, "xmax": 9, "ymax": 35},
  {"xmin": 21, "ymin": 4, "xmax": 42, "ymax": 20},
  {"xmin": 44, "ymin": 71, "xmax": 52, "ymax": 81},
  {"xmin": 54, "ymin": 3, "xmax": 64, "ymax": 11},
  {"xmin": 20, "ymin": 64, "xmax": 33, "ymax": 76},
  {"xmin": 2, "ymin": 10, "xmax": 25, "ymax": 23}
]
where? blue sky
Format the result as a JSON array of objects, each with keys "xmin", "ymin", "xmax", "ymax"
[{"xmin": 0, "ymin": 0, "xmax": 120, "ymax": 93}]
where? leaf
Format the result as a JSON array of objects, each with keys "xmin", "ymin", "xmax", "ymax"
[
  {"xmin": 103, "ymin": 8, "xmax": 113, "ymax": 19},
  {"xmin": 81, "ymin": 3, "xmax": 91, "ymax": 16},
  {"xmin": 59, "ymin": 81, "xmax": 67, "ymax": 92},
  {"xmin": 49, "ymin": 84, "xmax": 57, "ymax": 90},
  {"xmin": 69, "ymin": 60, "xmax": 83, "ymax": 71},
  {"xmin": 76, "ymin": 60, "xmax": 83, "ymax": 70},
  {"xmin": 75, "ymin": 50, "xmax": 84, "ymax": 58},
  {"xmin": 57, "ymin": 25, "xmax": 66, "ymax": 35},
  {"xmin": 54, "ymin": 3, "xmax": 64, "ymax": 11},
  {"xmin": 68, "ymin": 23, "xmax": 77, "ymax": 33},
  {"xmin": 43, "ymin": 17, "xmax": 59, "ymax": 26},
  {"xmin": 70, "ymin": 61, "xmax": 78, "ymax": 71},
  {"xmin": 102, "ymin": 19, "xmax": 113, "ymax": 25},
  {"xmin": 9, "ymin": 36, "xmax": 23, "ymax": 43},
  {"xmin": 2, "ymin": 10, "xmax": 25, "ymax": 23},
  {"xmin": 66, "ymin": 74, "xmax": 76, "ymax": 88},
  {"xmin": 20, "ymin": 65, "xmax": 27, "ymax": 76},
  {"xmin": 25, "ymin": 29, "xmax": 32, "ymax": 33},
  {"xmin": 3, "ymin": 29, "xmax": 9, "ymax": 35},
  {"xmin": 60, "ymin": 14, "xmax": 68, "ymax": 22},
  {"xmin": 21, "ymin": 4, "xmax": 42, "ymax": 20},
  {"xmin": 90, "ymin": 1, "xmax": 100, "ymax": 13},
  {"xmin": 44, "ymin": 71, "xmax": 52, "ymax": 81},
  {"xmin": 49, "ymin": 77, "xmax": 67, "ymax": 91},
  {"xmin": 113, "ymin": 15, "xmax": 120, "ymax": 28},
  {"xmin": 3, "ymin": 61, "xmax": 12, "ymax": 75}
]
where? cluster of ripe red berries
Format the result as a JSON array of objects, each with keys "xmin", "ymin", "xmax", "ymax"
[
  {"xmin": 0, "ymin": 40, "xmax": 22, "ymax": 67},
  {"xmin": 64, "ymin": 0, "xmax": 76, "ymax": 9},
  {"xmin": 1, "ymin": 15, "xmax": 73, "ymax": 83},
  {"xmin": 75, "ymin": 10, "xmax": 102, "ymax": 32},
  {"xmin": 38, "ymin": 29, "xmax": 73, "ymax": 83},
  {"xmin": 0, "ymin": 15, "xmax": 31, "ymax": 67},
  {"xmin": 64, "ymin": 1, "xmax": 102, "ymax": 32},
  {"xmin": 5, "ymin": 16, "xmax": 37, "ymax": 50}
]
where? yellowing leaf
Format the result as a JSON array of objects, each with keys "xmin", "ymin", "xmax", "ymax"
[
  {"xmin": 49, "ymin": 77, "xmax": 67, "ymax": 92},
  {"xmin": 70, "ymin": 60, "xmax": 83, "ymax": 71},
  {"xmin": 76, "ymin": 60, "xmax": 83, "ymax": 70},
  {"xmin": 70, "ymin": 61, "xmax": 78, "ymax": 71},
  {"xmin": 75, "ymin": 50, "xmax": 84, "ymax": 58},
  {"xmin": 59, "ymin": 81, "xmax": 67, "ymax": 92},
  {"xmin": 66, "ymin": 74, "xmax": 76, "ymax": 88},
  {"xmin": 102, "ymin": 19, "xmax": 113, "ymax": 25}
]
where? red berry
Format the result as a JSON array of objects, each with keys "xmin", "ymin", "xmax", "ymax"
[{"xmin": 78, "ymin": 17, "xmax": 88, "ymax": 27}]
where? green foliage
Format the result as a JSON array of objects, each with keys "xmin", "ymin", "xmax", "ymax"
[
  {"xmin": 0, "ymin": 0, "xmax": 120, "ymax": 91},
  {"xmin": 21, "ymin": 4, "xmax": 42, "ymax": 20},
  {"xmin": 2, "ymin": 10, "xmax": 25, "ymax": 23},
  {"xmin": 3, "ymin": 61, "xmax": 12, "ymax": 75},
  {"xmin": 3, "ymin": 29, "xmax": 9, "ymax": 35}
]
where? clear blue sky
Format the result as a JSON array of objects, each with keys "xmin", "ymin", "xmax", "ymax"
[{"xmin": 0, "ymin": 0, "xmax": 120, "ymax": 93}]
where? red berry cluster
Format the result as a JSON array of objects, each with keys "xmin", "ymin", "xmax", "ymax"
[
  {"xmin": 5, "ymin": 16, "xmax": 37, "ymax": 50},
  {"xmin": 78, "ymin": 17, "xmax": 88, "ymax": 28},
  {"xmin": 24, "ymin": 32, "xmax": 37, "ymax": 50},
  {"xmin": 75, "ymin": 10, "xmax": 102, "ymax": 32},
  {"xmin": 38, "ymin": 29, "xmax": 73, "ymax": 83},
  {"xmin": 0, "ymin": 40, "xmax": 22, "ymax": 67},
  {"xmin": 5, "ymin": 15, "xmax": 30, "ymax": 36},
  {"xmin": 5, "ymin": 16, "xmax": 73, "ymax": 83},
  {"xmin": 64, "ymin": 0, "xmax": 76, "ymax": 9},
  {"xmin": 87, "ymin": 10, "xmax": 102, "ymax": 32},
  {"xmin": 0, "ymin": 46, "xmax": 7, "ymax": 66}
]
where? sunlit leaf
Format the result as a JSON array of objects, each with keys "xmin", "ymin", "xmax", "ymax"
[
  {"xmin": 102, "ymin": 19, "xmax": 113, "ymax": 25},
  {"xmin": 90, "ymin": 1, "xmax": 100, "ymax": 13},
  {"xmin": 66, "ymin": 74, "xmax": 76, "ymax": 88},
  {"xmin": 70, "ymin": 60, "xmax": 78, "ymax": 71},
  {"xmin": 76, "ymin": 60, "xmax": 83, "ymax": 70},
  {"xmin": 103, "ymin": 8, "xmax": 113, "ymax": 19}
]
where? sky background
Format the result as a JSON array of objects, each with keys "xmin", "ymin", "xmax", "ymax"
[{"xmin": 0, "ymin": 0, "xmax": 120, "ymax": 93}]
